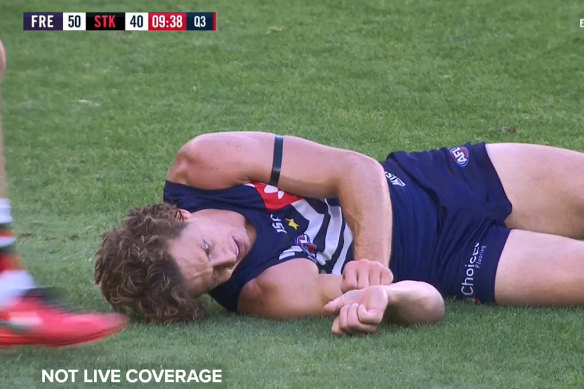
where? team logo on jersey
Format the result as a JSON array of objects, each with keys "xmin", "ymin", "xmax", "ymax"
[
  {"xmin": 296, "ymin": 234, "xmax": 317, "ymax": 259},
  {"xmin": 247, "ymin": 182, "xmax": 302, "ymax": 211},
  {"xmin": 286, "ymin": 218, "xmax": 299, "ymax": 230},
  {"xmin": 449, "ymin": 146, "xmax": 469, "ymax": 167}
]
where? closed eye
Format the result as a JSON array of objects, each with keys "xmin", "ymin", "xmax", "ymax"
[{"xmin": 202, "ymin": 240, "xmax": 217, "ymax": 288}]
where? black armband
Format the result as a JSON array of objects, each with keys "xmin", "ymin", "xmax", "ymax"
[{"xmin": 269, "ymin": 135, "xmax": 284, "ymax": 187}]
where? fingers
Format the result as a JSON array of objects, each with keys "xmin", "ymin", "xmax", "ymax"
[
  {"xmin": 370, "ymin": 266, "xmax": 393, "ymax": 286},
  {"xmin": 356, "ymin": 304, "xmax": 384, "ymax": 325},
  {"xmin": 328, "ymin": 285, "xmax": 388, "ymax": 335},
  {"xmin": 331, "ymin": 303, "xmax": 381, "ymax": 336},
  {"xmin": 341, "ymin": 261, "xmax": 371, "ymax": 292},
  {"xmin": 371, "ymin": 268, "xmax": 383, "ymax": 287},
  {"xmin": 323, "ymin": 289, "xmax": 360, "ymax": 314},
  {"xmin": 381, "ymin": 267, "xmax": 394, "ymax": 285},
  {"xmin": 341, "ymin": 266, "xmax": 358, "ymax": 293},
  {"xmin": 323, "ymin": 297, "xmax": 343, "ymax": 314},
  {"xmin": 341, "ymin": 260, "xmax": 393, "ymax": 293},
  {"xmin": 331, "ymin": 316, "xmax": 342, "ymax": 335}
]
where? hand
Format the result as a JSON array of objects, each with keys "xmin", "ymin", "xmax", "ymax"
[
  {"xmin": 341, "ymin": 259, "xmax": 393, "ymax": 293},
  {"xmin": 323, "ymin": 285, "xmax": 390, "ymax": 336}
]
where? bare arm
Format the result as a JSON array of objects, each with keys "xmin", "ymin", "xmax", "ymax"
[
  {"xmin": 168, "ymin": 132, "xmax": 393, "ymax": 269},
  {"xmin": 237, "ymin": 258, "xmax": 444, "ymax": 331},
  {"xmin": 324, "ymin": 282, "xmax": 445, "ymax": 335},
  {"xmin": 238, "ymin": 259, "xmax": 342, "ymax": 319},
  {"xmin": 384, "ymin": 281, "xmax": 445, "ymax": 325}
]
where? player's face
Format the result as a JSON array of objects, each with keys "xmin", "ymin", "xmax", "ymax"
[{"xmin": 168, "ymin": 209, "xmax": 254, "ymax": 296}]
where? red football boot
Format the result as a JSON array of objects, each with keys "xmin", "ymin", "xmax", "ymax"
[{"xmin": 0, "ymin": 288, "xmax": 128, "ymax": 347}]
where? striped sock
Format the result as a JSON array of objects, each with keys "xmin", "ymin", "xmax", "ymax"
[
  {"xmin": 0, "ymin": 198, "xmax": 21, "ymax": 271},
  {"xmin": 0, "ymin": 198, "xmax": 35, "ymax": 309},
  {"xmin": 0, "ymin": 270, "xmax": 35, "ymax": 309}
]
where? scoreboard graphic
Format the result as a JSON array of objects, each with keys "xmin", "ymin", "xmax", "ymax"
[{"xmin": 23, "ymin": 12, "xmax": 216, "ymax": 31}]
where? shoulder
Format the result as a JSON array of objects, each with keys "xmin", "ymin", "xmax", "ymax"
[{"xmin": 167, "ymin": 132, "xmax": 276, "ymax": 189}]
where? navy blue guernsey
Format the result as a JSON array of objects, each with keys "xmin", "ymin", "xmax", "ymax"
[
  {"xmin": 163, "ymin": 181, "xmax": 355, "ymax": 312},
  {"xmin": 164, "ymin": 143, "xmax": 512, "ymax": 309},
  {"xmin": 163, "ymin": 155, "xmax": 441, "ymax": 312}
]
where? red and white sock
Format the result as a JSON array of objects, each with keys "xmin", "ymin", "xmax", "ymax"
[{"xmin": 0, "ymin": 198, "xmax": 35, "ymax": 309}]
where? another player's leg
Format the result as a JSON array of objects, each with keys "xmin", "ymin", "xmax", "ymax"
[
  {"xmin": 0, "ymin": 40, "xmax": 127, "ymax": 347},
  {"xmin": 486, "ymin": 143, "xmax": 584, "ymax": 238},
  {"xmin": 495, "ymin": 229, "xmax": 584, "ymax": 305},
  {"xmin": 0, "ymin": 39, "xmax": 36, "ymax": 318}
]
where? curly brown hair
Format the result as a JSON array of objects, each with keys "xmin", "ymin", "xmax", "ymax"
[{"xmin": 95, "ymin": 203, "xmax": 207, "ymax": 324}]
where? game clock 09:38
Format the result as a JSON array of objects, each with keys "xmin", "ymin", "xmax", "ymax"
[{"xmin": 148, "ymin": 13, "xmax": 185, "ymax": 31}]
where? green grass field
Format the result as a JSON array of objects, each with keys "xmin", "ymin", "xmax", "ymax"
[{"xmin": 1, "ymin": 0, "xmax": 584, "ymax": 387}]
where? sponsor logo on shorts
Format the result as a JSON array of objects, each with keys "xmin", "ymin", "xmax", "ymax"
[
  {"xmin": 296, "ymin": 233, "xmax": 317, "ymax": 259},
  {"xmin": 384, "ymin": 171, "xmax": 406, "ymax": 187},
  {"xmin": 460, "ymin": 241, "xmax": 486, "ymax": 299},
  {"xmin": 449, "ymin": 146, "xmax": 469, "ymax": 167}
]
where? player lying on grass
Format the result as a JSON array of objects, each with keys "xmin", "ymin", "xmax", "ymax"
[{"xmin": 95, "ymin": 131, "xmax": 584, "ymax": 335}]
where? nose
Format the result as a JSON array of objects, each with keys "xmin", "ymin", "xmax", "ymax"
[{"xmin": 211, "ymin": 246, "xmax": 237, "ymax": 268}]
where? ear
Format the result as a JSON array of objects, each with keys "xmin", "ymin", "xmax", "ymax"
[{"xmin": 179, "ymin": 209, "xmax": 192, "ymax": 220}]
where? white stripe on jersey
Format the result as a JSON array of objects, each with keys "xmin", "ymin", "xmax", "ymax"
[
  {"xmin": 279, "ymin": 246, "xmax": 303, "ymax": 260},
  {"xmin": 332, "ymin": 224, "xmax": 353, "ymax": 275},
  {"xmin": 291, "ymin": 199, "xmax": 353, "ymax": 270},
  {"xmin": 322, "ymin": 202, "xmax": 344, "ymax": 262}
]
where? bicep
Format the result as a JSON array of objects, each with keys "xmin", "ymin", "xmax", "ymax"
[
  {"xmin": 167, "ymin": 132, "xmax": 270, "ymax": 189},
  {"xmin": 167, "ymin": 131, "xmax": 370, "ymax": 198},
  {"xmin": 238, "ymin": 259, "xmax": 342, "ymax": 320}
]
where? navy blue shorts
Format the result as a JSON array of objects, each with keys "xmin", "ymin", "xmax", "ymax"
[{"xmin": 381, "ymin": 143, "xmax": 512, "ymax": 303}]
